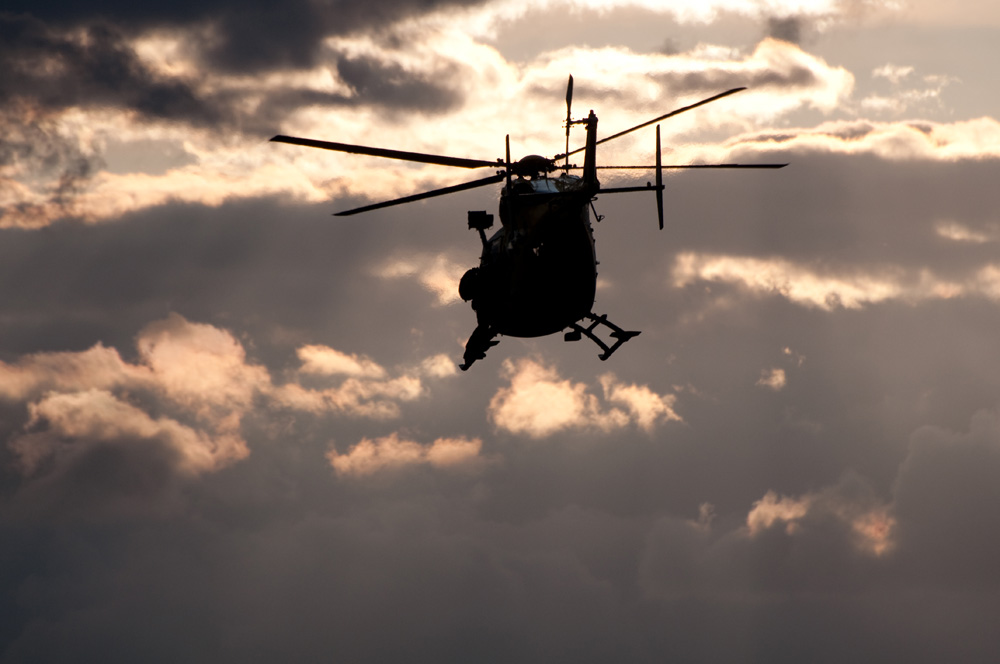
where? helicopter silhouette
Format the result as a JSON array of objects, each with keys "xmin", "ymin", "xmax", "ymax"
[{"xmin": 272, "ymin": 76, "xmax": 786, "ymax": 370}]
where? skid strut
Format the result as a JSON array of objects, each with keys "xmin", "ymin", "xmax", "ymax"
[{"xmin": 564, "ymin": 313, "xmax": 640, "ymax": 360}]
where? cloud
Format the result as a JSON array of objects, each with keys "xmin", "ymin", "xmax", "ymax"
[
  {"xmin": 745, "ymin": 485, "xmax": 894, "ymax": 557},
  {"xmin": 766, "ymin": 15, "xmax": 804, "ymax": 44},
  {"xmin": 872, "ymin": 63, "xmax": 914, "ymax": 85},
  {"xmin": 0, "ymin": 16, "xmax": 223, "ymax": 123},
  {"xmin": 488, "ymin": 358, "xmax": 681, "ymax": 438},
  {"xmin": 436, "ymin": 0, "xmax": 902, "ymax": 39},
  {"xmin": 374, "ymin": 252, "xmax": 468, "ymax": 306},
  {"xmin": 653, "ymin": 38, "xmax": 844, "ymax": 93},
  {"xmin": 672, "ymin": 251, "xmax": 1000, "ymax": 312},
  {"xmin": 935, "ymin": 220, "xmax": 998, "ymax": 244},
  {"xmin": 334, "ymin": 54, "xmax": 465, "ymax": 114},
  {"xmin": 756, "ymin": 367, "xmax": 787, "ymax": 390},
  {"xmin": 0, "ymin": 314, "xmax": 456, "ymax": 486},
  {"xmin": 727, "ymin": 117, "xmax": 1000, "ymax": 161},
  {"xmin": 327, "ymin": 432, "xmax": 488, "ymax": 476},
  {"xmin": 3, "ymin": 29, "xmax": 858, "ymax": 228},
  {"xmin": 272, "ymin": 376, "xmax": 424, "ymax": 419},
  {"xmin": 640, "ymin": 402, "xmax": 1000, "ymax": 608},
  {"xmin": 639, "ymin": 473, "xmax": 896, "ymax": 604},
  {"xmin": 296, "ymin": 345, "xmax": 388, "ymax": 379},
  {"xmin": 273, "ymin": 344, "xmax": 454, "ymax": 419},
  {"xmin": 5, "ymin": 0, "xmax": 494, "ymax": 74},
  {"xmin": 0, "ymin": 314, "xmax": 266, "ymax": 481},
  {"xmin": 0, "ymin": 313, "xmax": 274, "ymax": 415},
  {"xmin": 598, "ymin": 374, "xmax": 684, "ymax": 431},
  {"xmin": 892, "ymin": 407, "xmax": 1000, "ymax": 583},
  {"xmin": 0, "ymin": 11, "xmax": 477, "ymax": 228},
  {"xmin": 135, "ymin": 314, "xmax": 270, "ymax": 417},
  {"xmin": 10, "ymin": 389, "xmax": 247, "ymax": 477},
  {"xmin": 861, "ymin": 63, "xmax": 955, "ymax": 117},
  {"xmin": 672, "ymin": 252, "xmax": 965, "ymax": 310}
]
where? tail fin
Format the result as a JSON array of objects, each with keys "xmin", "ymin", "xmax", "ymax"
[{"xmin": 582, "ymin": 111, "xmax": 598, "ymax": 189}]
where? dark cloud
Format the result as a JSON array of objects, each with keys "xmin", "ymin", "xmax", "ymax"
[
  {"xmin": 766, "ymin": 15, "xmax": 803, "ymax": 45},
  {"xmin": 653, "ymin": 64, "xmax": 818, "ymax": 95},
  {"xmin": 3, "ymin": 433, "xmax": 186, "ymax": 524},
  {"xmin": 0, "ymin": 11, "xmax": 469, "ymax": 212},
  {"xmin": 0, "ymin": 107, "xmax": 105, "ymax": 225},
  {"xmin": 893, "ymin": 413, "xmax": 1000, "ymax": 586},
  {"xmin": 0, "ymin": 15, "xmax": 224, "ymax": 124},
  {"xmin": 0, "ymin": 14, "xmax": 229, "ymax": 217},
  {"xmin": 247, "ymin": 52, "xmax": 467, "ymax": 130},
  {"xmin": 4, "ymin": 0, "xmax": 490, "ymax": 75},
  {"xmin": 336, "ymin": 54, "xmax": 464, "ymax": 114}
]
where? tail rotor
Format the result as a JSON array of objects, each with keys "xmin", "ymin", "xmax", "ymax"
[
  {"xmin": 655, "ymin": 124, "xmax": 664, "ymax": 230},
  {"xmin": 564, "ymin": 75, "xmax": 574, "ymax": 170}
]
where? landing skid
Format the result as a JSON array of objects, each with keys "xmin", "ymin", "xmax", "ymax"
[{"xmin": 564, "ymin": 313, "xmax": 640, "ymax": 360}]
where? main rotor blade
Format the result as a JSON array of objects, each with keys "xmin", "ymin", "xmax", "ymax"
[
  {"xmin": 555, "ymin": 87, "xmax": 747, "ymax": 159},
  {"xmin": 271, "ymin": 135, "xmax": 499, "ymax": 169},
  {"xmin": 333, "ymin": 173, "xmax": 506, "ymax": 216},
  {"xmin": 581, "ymin": 163, "xmax": 788, "ymax": 169}
]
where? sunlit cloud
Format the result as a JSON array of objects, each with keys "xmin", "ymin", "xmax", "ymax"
[
  {"xmin": 676, "ymin": 252, "xmax": 1000, "ymax": 309},
  {"xmin": 327, "ymin": 432, "xmax": 488, "ymax": 476},
  {"xmin": 271, "ymin": 376, "xmax": 424, "ymax": 419},
  {"xmin": 599, "ymin": 374, "xmax": 683, "ymax": 431},
  {"xmin": 784, "ymin": 346, "xmax": 806, "ymax": 366},
  {"xmin": 756, "ymin": 367, "xmax": 787, "ymax": 390},
  {"xmin": 746, "ymin": 486, "xmax": 896, "ymax": 556},
  {"xmin": 860, "ymin": 66, "xmax": 956, "ymax": 117},
  {"xmin": 135, "ymin": 314, "xmax": 270, "ymax": 418},
  {"xmin": 489, "ymin": 358, "xmax": 681, "ymax": 438},
  {"xmin": 3, "ymin": 27, "xmax": 855, "ymax": 229},
  {"xmin": 0, "ymin": 315, "xmax": 456, "ymax": 480},
  {"xmin": 422, "ymin": 0, "xmax": 899, "ymax": 39},
  {"xmin": 420, "ymin": 353, "xmax": 460, "ymax": 378},
  {"xmin": 11, "ymin": 389, "xmax": 247, "ymax": 476},
  {"xmin": 296, "ymin": 345, "xmax": 388, "ymax": 379},
  {"xmin": 746, "ymin": 490, "xmax": 812, "ymax": 535},
  {"xmin": 274, "ymin": 344, "xmax": 455, "ymax": 419},
  {"xmin": 935, "ymin": 220, "xmax": 997, "ymax": 244},
  {"xmin": 374, "ymin": 252, "xmax": 468, "ymax": 306},
  {"xmin": 872, "ymin": 63, "xmax": 914, "ymax": 85},
  {"xmin": 0, "ymin": 314, "xmax": 264, "ymax": 476},
  {"xmin": 672, "ymin": 252, "xmax": 971, "ymax": 309},
  {"xmin": 726, "ymin": 117, "xmax": 1000, "ymax": 161}
]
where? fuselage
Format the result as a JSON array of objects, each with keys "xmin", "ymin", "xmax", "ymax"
[{"xmin": 471, "ymin": 172, "xmax": 598, "ymax": 337}]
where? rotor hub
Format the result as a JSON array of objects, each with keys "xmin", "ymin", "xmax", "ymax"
[{"xmin": 511, "ymin": 155, "xmax": 556, "ymax": 178}]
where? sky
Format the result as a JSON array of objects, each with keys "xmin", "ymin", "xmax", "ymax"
[{"xmin": 3, "ymin": 0, "xmax": 1000, "ymax": 661}]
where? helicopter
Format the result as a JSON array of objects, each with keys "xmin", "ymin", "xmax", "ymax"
[{"xmin": 271, "ymin": 76, "xmax": 786, "ymax": 370}]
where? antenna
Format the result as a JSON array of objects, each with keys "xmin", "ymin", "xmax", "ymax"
[{"xmin": 564, "ymin": 74, "xmax": 574, "ymax": 170}]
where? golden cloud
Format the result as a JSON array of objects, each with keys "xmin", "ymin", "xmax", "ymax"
[
  {"xmin": 327, "ymin": 432, "xmax": 487, "ymax": 476},
  {"xmin": 488, "ymin": 358, "xmax": 681, "ymax": 438},
  {"xmin": 11, "ymin": 389, "xmax": 247, "ymax": 476},
  {"xmin": 674, "ymin": 251, "xmax": 1000, "ymax": 310},
  {"xmin": 746, "ymin": 487, "xmax": 896, "ymax": 556},
  {"xmin": 0, "ymin": 314, "xmax": 456, "ymax": 479}
]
